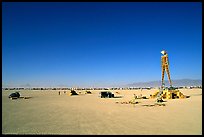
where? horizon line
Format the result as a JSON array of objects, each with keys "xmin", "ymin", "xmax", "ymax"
[{"xmin": 2, "ymin": 78, "xmax": 202, "ymax": 88}]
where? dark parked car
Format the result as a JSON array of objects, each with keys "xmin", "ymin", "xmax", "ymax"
[
  {"xmin": 8, "ymin": 92, "xmax": 20, "ymax": 98},
  {"xmin": 100, "ymin": 91, "xmax": 114, "ymax": 98}
]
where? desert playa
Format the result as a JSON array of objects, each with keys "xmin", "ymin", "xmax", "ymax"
[{"xmin": 2, "ymin": 88, "xmax": 202, "ymax": 135}]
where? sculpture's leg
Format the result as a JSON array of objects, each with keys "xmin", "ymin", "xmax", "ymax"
[
  {"xmin": 161, "ymin": 66, "xmax": 165, "ymax": 88},
  {"xmin": 165, "ymin": 65, "xmax": 172, "ymax": 87}
]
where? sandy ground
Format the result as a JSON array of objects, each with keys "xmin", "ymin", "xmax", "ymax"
[{"xmin": 2, "ymin": 89, "xmax": 202, "ymax": 135}]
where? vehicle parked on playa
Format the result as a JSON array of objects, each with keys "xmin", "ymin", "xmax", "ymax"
[
  {"xmin": 100, "ymin": 91, "xmax": 114, "ymax": 98},
  {"xmin": 8, "ymin": 92, "xmax": 20, "ymax": 99}
]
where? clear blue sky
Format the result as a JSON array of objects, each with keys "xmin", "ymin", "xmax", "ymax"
[{"xmin": 2, "ymin": 2, "xmax": 202, "ymax": 87}]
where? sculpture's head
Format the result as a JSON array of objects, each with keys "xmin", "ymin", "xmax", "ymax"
[{"xmin": 161, "ymin": 50, "xmax": 167, "ymax": 55}]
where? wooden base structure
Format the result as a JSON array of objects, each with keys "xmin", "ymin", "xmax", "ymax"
[{"xmin": 150, "ymin": 88, "xmax": 189, "ymax": 99}]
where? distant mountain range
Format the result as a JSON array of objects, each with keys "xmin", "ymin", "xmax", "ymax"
[
  {"xmin": 126, "ymin": 79, "xmax": 202, "ymax": 87},
  {"xmin": 2, "ymin": 79, "xmax": 202, "ymax": 88}
]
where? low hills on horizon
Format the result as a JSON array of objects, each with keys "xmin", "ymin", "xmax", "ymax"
[
  {"xmin": 126, "ymin": 79, "xmax": 202, "ymax": 88},
  {"xmin": 2, "ymin": 79, "xmax": 202, "ymax": 88}
]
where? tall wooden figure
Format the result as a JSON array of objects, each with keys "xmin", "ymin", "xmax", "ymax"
[{"xmin": 161, "ymin": 50, "xmax": 172, "ymax": 88}]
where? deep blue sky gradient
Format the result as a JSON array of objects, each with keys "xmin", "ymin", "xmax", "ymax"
[{"xmin": 2, "ymin": 2, "xmax": 202, "ymax": 87}]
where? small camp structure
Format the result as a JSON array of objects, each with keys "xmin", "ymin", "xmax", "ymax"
[
  {"xmin": 85, "ymin": 91, "xmax": 92, "ymax": 94},
  {"xmin": 69, "ymin": 90, "xmax": 78, "ymax": 96}
]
